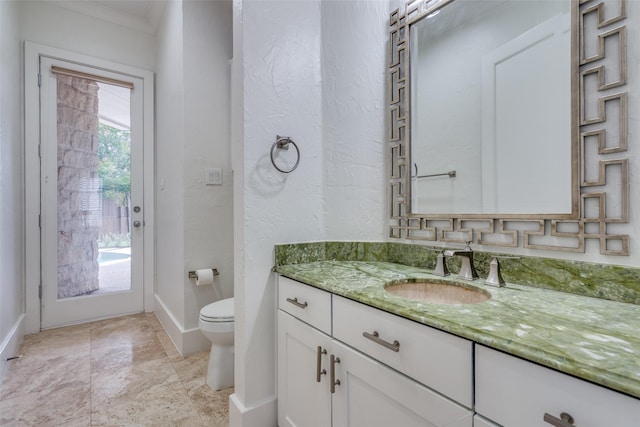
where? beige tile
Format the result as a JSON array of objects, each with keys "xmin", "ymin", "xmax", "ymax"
[
  {"xmin": 170, "ymin": 351, "xmax": 209, "ymax": 384},
  {"xmin": 90, "ymin": 336, "xmax": 167, "ymax": 374},
  {"xmin": 90, "ymin": 312, "xmax": 148, "ymax": 330},
  {"xmin": 181, "ymin": 374, "xmax": 206, "ymax": 396},
  {"xmin": 0, "ymin": 352, "xmax": 90, "ymax": 401},
  {"xmin": 91, "ymin": 356, "xmax": 180, "ymax": 408},
  {"xmin": 19, "ymin": 323, "xmax": 91, "ymax": 360},
  {"xmin": 186, "ymin": 381, "xmax": 233, "ymax": 427},
  {"xmin": 91, "ymin": 380, "xmax": 201, "ymax": 426},
  {"xmin": 0, "ymin": 380, "xmax": 90, "ymax": 426},
  {"xmin": 90, "ymin": 314, "xmax": 157, "ymax": 350},
  {"xmin": 145, "ymin": 312, "xmax": 165, "ymax": 332},
  {"xmin": 157, "ymin": 331, "xmax": 182, "ymax": 361},
  {"xmin": 0, "ymin": 314, "xmax": 230, "ymax": 427}
]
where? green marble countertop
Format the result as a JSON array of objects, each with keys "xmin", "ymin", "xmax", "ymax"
[{"xmin": 275, "ymin": 261, "xmax": 640, "ymax": 400}]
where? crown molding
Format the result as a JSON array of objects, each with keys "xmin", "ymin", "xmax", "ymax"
[{"xmin": 52, "ymin": 1, "xmax": 167, "ymax": 35}]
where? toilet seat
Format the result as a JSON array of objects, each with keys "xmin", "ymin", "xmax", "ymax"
[{"xmin": 200, "ymin": 297, "xmax": 234, "ymax": 322}]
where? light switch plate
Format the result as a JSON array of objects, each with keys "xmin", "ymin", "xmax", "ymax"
[{"xmin": 205, "ymin": 168, "xmax": 223, "ymax": 185}]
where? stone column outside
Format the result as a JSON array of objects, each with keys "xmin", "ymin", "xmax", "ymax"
[{"xmin": 56, "ymin": 75, "xmax": 101, "ymax": 298}]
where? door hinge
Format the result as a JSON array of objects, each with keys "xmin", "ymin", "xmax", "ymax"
[
  {"xmin": 38, "ymin": 214, "xmax": 41, "ymax": 228},
  {"xmin": 38, "ymin": 144, "xmax": 41, "ymax": 158},
  {"xmin": 38, "ymin": 283, "xmax": 42, "ymax": 299},
  {"xmin": 38, "ymin": 73, "xmax": 41, "ymax": 87}
]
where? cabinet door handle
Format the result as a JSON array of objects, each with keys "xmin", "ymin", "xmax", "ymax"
[
  {"xmin": 363, "ymin": 330, "xmax": 400, "ymax": 352},
  {"xmin": 544, "ymin": 412, "xmax": 576, "ymax": 427},
  {"xmin": 330, "ymin": 354, "xmax": 341, "ymax": 394},
  {"xmin": 316, "ymin": 346, "xmax": 327, "ymax": 382},
  {"xmin": 286, "ymin": 297, "xmax": 308, "ymax": 309}
]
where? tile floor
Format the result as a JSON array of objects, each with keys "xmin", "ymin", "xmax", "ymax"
[{"xmin": 0, "ymin": 313, "xmax": 232, "ymax": 426}]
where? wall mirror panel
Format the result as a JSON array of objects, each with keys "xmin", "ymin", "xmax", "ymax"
[
  {"xmin": 410, "ymin": 0, "xmax": 574, "ymax": 215},
  {"xmin": 388, "ymin": 0, "xmax": 630, "ymax": 255}
]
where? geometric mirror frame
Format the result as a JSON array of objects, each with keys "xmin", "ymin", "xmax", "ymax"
[{"xmin": 389, "ymin": 0, "xmax": 630, "ymax": 255}]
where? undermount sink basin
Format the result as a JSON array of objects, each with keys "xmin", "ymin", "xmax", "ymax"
[{"xmin": 384, "ymin": 280, "xmax": 491, "ymax": 305}]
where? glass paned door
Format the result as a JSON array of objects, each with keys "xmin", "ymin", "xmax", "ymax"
[
  {"xmin": 40, "ymin": 57, "xmax": 144, "ymax": 328},
  {"xmin": 57, "ymin": 77, "xmax": 132, "ymax": 298},
  {"xmin": 96, "ymin": 103, "xmax": 133, "ymax": 295}
]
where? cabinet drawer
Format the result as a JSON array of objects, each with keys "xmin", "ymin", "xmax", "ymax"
[
  {"xmin": 476, "ymin": 345, "xmax": 640, "ymax": 427},
  {"xmin": 332, "ymin": 295, "xmax": 473, "ymax": 407},
  {"xmin": 278, "ymin": 276, "xmax": 331, "ymax": 334}
]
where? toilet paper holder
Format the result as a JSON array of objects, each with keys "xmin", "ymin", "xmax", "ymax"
[{"xmin": 188, "ymin": 268, "xmax": 219, "ymax": 279}]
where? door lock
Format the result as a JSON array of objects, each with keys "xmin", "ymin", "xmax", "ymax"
[{"xmin": 133, "ymin": 220, "xmax": 141, "ymax": 228}]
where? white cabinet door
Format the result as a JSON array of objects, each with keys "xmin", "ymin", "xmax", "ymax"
[
  {"xmin": 278, "ymin": 310, "xmax": 332, "ymax": 427},
  {"xmin": 476, "ymin": 345, "xmax": 640, "ymax": 427},
  {"xmin": 332, "ymin": 340, "xmax": 473, "ymax": 427}
]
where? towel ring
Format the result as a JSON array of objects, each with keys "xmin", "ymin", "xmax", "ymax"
[{"xmin": 270, "ymin": 135, "xmax": 300, "ymax": 173}]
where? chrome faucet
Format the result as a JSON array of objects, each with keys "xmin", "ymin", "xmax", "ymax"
[{"xmin": 444, "ymin": 242, "xmax": 478, "ymax": 281}]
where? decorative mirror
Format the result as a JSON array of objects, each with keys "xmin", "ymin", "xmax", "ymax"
[{"xmin": 388, "ymin": 0, "xmax": 630, "ymax": 255}]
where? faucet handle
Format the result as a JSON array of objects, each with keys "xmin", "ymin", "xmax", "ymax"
[
  {"xmin": 486, "ymin": 258, "xmax": 505, "ymax": 287},
  {"xmin": 485, "ymin": 256, "xmax": 519, "ymax": 287},
  {"xmin": 433, "ymin": 251, "xmax": 450, "ymax": 277},
  {"xmin": 464, "ymin": 241, "xmax": 473, "ymax": 251}
]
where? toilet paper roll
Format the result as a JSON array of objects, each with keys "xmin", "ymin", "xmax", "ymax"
[{"xmin": 195, "ymin": 269, "xmax": 215, "ymax": 286}]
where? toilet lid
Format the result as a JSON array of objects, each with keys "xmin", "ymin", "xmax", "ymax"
[{"xmin": 200, "ymin": 297, "xmax": 234, "ymax": 322}]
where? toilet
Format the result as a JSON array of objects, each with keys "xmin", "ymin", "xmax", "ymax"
[{"xmin": 199, "ymin": 297, "xmax": 234, "ymax": 390}]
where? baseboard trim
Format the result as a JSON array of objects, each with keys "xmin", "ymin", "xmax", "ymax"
[
  {"xmin": 183, "ymin": 325, "xmax": 210, "ymax": 355},
  {"xmin": 0, "ymin": 314, "xmax": 25, "ymax": 382},
  {"xmin": 229, "ymin": 393, "xmax": 277, "ymax": 427},
  {"xmin": 153, "ymin": 295, "xmax": 209, "ymax": 356}
]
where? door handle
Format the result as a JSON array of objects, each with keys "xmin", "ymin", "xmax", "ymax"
[
  {"xmin": 133, "ymin": 220, "xmax": 141, "ymax": 228},
  {"xmin": 316, "ymin": 346, "xmax": 327, "ymax": 382},
  {"xmin": 330, "ymin": 354, "xmax": 341, "ymax": 393},
  {"xmin": 363, "ymin": 330, "xmax": 400, "ymax": 352},
  {"xmin": 286, "ymin": 297, "xmax": 308, "ymax": 309},
  {"xmin": 544, "ymin": 412, "xmax": 576, "ymax": 427}
]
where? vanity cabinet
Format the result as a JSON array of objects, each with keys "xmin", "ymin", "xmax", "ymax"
[
  {"xmin": 473, "ymin": 415, "xmax": 500, "ymax": 427},
  {"xmin": 475, "ymin": 345, "xmax": 640, "ymax": 427},
  {"xmin": 332, "ymin": 295, "xmax": 473, "ymax": 407},
  {"xmin": 277, "ymin": 277, "xmax": 473, "ymax": 427}
]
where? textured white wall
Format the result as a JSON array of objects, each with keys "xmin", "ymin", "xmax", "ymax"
[
  {"xmin": 231, "ymin": 0, "xmax": 390, "ymax": 424},
  {"xmin": 0, "ymin": 0, "xmax": 25, "ymax": 380},
  {"xmin": 232, "ymin": 0, "xmax": 325, "ymax": 423},
  {"xmin": 322, "ymin": 0, "xmax": 389, "ymax": 241},
  {"xmin": 182, "ymin": 0, "xmax": 233, "ymax": 330},
  {"xmin": 155, "ymin": 0, "xmax": 186, "ymax": 326},
  {"xmin": 156, "ymin": 0, "xmax": 234, "ymax": 349},
  {"xmin": 18, "ymin": 1, "xmax": 156, "ymax": 71}
]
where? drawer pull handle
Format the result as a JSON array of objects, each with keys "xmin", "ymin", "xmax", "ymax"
[
  {"xmin": 330, "ymin": 354, "xmax": 341, "ymax": 394},
  {"xmin": 316, "ymin": 346, "xmax": 327, "ymax": 382},
  {"xmin": 544, "ymin": 412, "xmax": 576, "ymax": 427},
  {"xmin": 286, "ymin": 297, "xmax": 308, "ymax": 309},
  {"xmin": 363, "ymin": 331, "xmax": 400, "ymax": 352}
]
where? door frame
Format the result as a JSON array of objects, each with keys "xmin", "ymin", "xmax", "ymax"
[{"xmin": 24, "ymin": 41, "xmax": 155, "ymax": 333}]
